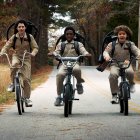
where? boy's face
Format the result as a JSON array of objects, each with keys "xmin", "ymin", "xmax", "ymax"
[
  {"xmin": 65, "ymin": 30, "xmax": 75, "ymax": 42},
  {"xmin": 118, "ymin": 31, "xmax": 127, "ymax": 43},
  {"xmin": 17, "ymin": 23, "xmax": 26, "ymax": 35}
]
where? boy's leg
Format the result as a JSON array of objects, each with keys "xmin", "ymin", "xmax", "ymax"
[
  {"xmin": 126, "ymin": 66, "xmax": 135, "ymax": 93},
  {"xmin": 109, "ymin": 66, "xmax": 119, "ymax": 103},
  {"xmin": 55, "ymin": 65, "xmax": 66, "ymax": 106},
  {"xmin": 73, "ymin": 64, "xmax": 84, "ymax": 94}
]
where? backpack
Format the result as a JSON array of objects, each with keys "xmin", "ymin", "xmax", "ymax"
[
  {"xmin": 98, "ymin": 31, "xmax": 132, "ymax": 64},
  {"xmin": 6, "ymin": 20, "xmax": 38, "ymax": 52}
]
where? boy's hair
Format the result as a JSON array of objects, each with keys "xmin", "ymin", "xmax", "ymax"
[
  {"xmin": 15, "ymin": 19, "xmax": 27, "ymax": 27},
  {"xmin": 114, "ymin": 25, "xmax": 133, "ymax": 39},
  {"xmin": 14, "ymin": 19, "xmax": 27, "ymax": 33},
  {"xmin": 64, "ymin": 26, "xmax": 75, "ymax": 35}
]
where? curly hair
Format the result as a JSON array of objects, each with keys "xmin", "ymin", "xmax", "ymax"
[{"xmin": 114, "ymin": 25, "xmax": 133, "ymax": 39}]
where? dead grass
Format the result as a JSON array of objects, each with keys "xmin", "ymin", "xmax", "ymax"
[{"xmin": 31, "ymin": 65, "xmax": 53, "ymax": 89}]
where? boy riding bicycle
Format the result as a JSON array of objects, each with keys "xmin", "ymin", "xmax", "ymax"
[
  {"xmin": 0, "ymin": 20, "xmax": 38, "ymax": 107},
  {"xmin": 103, "ymin": 25, "xmax": 140, "ymax": 104},
  {"xmin": 49, "ymin": 26, "xmax": 91, "ymax": 106}
]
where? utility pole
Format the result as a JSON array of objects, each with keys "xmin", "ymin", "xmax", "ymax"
[
  {"xmin": 135, "ymin": 1, "xmax": 140, "ymax": 80},
  {"xmin": 138, "ymin": 1, "xmax": 140, "ymax": 49}
]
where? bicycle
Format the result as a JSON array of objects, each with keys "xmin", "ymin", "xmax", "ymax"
[
  {"xmin": 110, "ymin": 57, "xmax": 135, "ymax": 116},
  {"xmin": 0, "ymin": 51, "xmax": 31, "ymax": 115},
  {"xmin": 56, "ymin": 54, "xmax": 84, "ymax": 117}
]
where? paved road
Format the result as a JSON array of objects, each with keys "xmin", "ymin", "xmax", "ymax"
[{"xmin": 1, "ymin": 66, "xmax": 140, "ymax": 140}]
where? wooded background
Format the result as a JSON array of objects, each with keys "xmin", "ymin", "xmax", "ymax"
[{"xmin": 0, "ymin": 0, "xmax": 139, "ymax": 68}]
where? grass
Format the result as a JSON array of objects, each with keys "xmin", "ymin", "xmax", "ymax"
[
  {"xmin": 0, "ymin": 64, "xmax": 53, "ymax": 112},
  {"xmin": 31, "ymin": 65, "xmax": 53, "ymax": 89}
]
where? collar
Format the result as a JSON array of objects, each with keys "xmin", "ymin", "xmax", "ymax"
[
  {"xmin": 116, "ymin": 39, "xmax": 130, "ymax": 45},
  {"xmin": 64, "ymin": 40, "xmax": 75, "ymax": 44},
  {"xmin": 15, "ymin": 32, "xmax": 27, "ymax": 38}
]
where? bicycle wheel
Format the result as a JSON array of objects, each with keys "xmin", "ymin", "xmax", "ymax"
[
  {"xmin": 15, "ymin": 79, "xmax": 22, "ymax": 115},
  {"xmin": 69, "ymin": 101, "xmax": 73, "ymax": 115},
  {"xmin": 64, "ymin": 84, "xmax": 72, "ymax": 117},
  {"xmin": 21, "ymin": 89, "xmax": 25, "ymax": 113},
  {"xmin": 122, "ymin": 83, "xmax": 129, "ymax": 116},
  {"xmin": 119, "ymin": 98, "xmax": 124, "ymax": 113}
]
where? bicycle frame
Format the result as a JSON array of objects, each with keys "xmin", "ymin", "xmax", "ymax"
[{"xmin": 57, "ymin": 55, "xmax": 85, "ymax": 117}]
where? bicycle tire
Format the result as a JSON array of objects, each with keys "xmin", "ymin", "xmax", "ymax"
[
  {"xmin": 69, "ymin": 101, "xmax": 73, "ymax": 114},
  {"xmin": 20, "ymin": 87, "xmax": 25, "ymax": 113},
  {"xmin": 15, "ymin": 78, "xmax": 22, "ymax": 115},
  {"xmin": 119, "ymin": 99, "xmax": 124, "ymax": 113},
  {"xmin": 64, "ymin": 84, "xmax": 72, "ymax": 117},
  {"xmin": 122, "ymin": 83, "xmax": 129, "ymax": 115}
]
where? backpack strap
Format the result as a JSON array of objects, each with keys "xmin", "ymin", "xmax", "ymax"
[
  {"xmin": 60, "ymin": 42, "xmax": 66, "ymax": 55},
  {"xmin": 73, "ymin": 41, "xmax": 80, "ymax": 55},
  {"xmin": 26, "ymin": 33, "xmax": 32, "ymax": 52},
  {"xmin": 111, "ymin": 40, "xmax": 116, "ymax": 57},
  {"xmin": 12, "ymin": 34, "xmax": 17, "ymax": 50},
  {"xmin": 126, "ymin": 41, "xmax": 132, "ymax": 58}
]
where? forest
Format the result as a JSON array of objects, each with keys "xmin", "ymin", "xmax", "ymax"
[{"xmin": 0, "ymin": 0, "xmax": 139, "ymax": 67}]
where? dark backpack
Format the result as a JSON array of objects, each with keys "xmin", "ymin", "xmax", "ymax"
[
  {"xmin": 6, "ymin": 20, "xmax": 38, "ymax": 52},
  {"xmin": 98, "ymin": 31, "xmax": 117, "ymax": 63}
]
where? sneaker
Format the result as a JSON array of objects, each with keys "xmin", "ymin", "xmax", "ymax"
[
  {"xmin": 76, "ymin": 83, "xmax": 84, "ymax": 94},
  {"xmin": 130, "ymin": 84, "xmax": 135, "ymax": 93},
  {"xmin": 25, "ymin": 99, "xmax": 33, "ymax": 107},
  {"xmin": 111, "ymin": 93, "xmax": 119, "ymax": 104},
  {"xmin": 54, "ymin": 96, "xmax": 62, "ymax": 106},
  {"xmin": 7, "ymin": 83, "xmax": 15, "ymax": 92}
]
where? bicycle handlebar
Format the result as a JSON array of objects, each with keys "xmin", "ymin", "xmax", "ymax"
[
  {"xmin": 0, "ymin": 50, "xmax": 31, "ymax": 69},
  {"xmin": 56, "ymin": 54, "xmax": 85, "ymax": 68},
  {"xmin": 110, "ymin": 57, "xmax": 135, "ymax": 69}
]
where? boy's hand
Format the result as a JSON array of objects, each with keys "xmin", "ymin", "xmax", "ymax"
[
  {"xmin": 104, "ymin": 56, "xmax": 111, "ymax": 62},
  {"xmin": 124, "ymin": 59, "xmax": 130, "ymax": 65},
  {"xmin": 85, "ymin": 53, "xmax": 92, "ymax": 57},
  {"xmin": 48, "ymin": 52, "xmax": 53, "ymax": 56}
]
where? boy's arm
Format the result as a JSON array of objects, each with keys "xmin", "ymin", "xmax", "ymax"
[
  {"xmin": 53, "ymin": 43, "xmax": 61, "ymax": 56},
  {"xmin": 130, "ymin": 42, "xmax": 140, "ymax": 59},
  {"xmin": 30, "ymin": 35, "xmax": 39, "ymax": 56},
  {"xmin": 103, "ymin": 42, "xmax": 112, "ymax": 61},
  {"xmin": 78, "ymin": 42, "xmax": 89, "ymax": 55},
  {"xmin": 1, "ymin": 35, "xmax": 15, "ymax": 54}
]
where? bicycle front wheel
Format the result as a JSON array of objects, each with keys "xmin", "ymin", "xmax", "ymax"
[
  {"xmin": 15, "ymin": 79, "xmax": 22, "ymax": 115},
  {"xmin": 122, "ymin": 83, "xmax": 129, "ymax": 116},
  {"xmin": 64, "ymin": 84, "xmax": 72, "ymax": 117}
]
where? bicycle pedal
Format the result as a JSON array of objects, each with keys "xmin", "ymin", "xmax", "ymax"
[{"xmin": 73, "ymin": 98, "xmax": 79, "ymax": 100}]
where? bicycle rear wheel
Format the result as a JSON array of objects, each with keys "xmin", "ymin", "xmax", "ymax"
[
  {"xmin": 15, "ymin": 79, "xmax": 22, "ymax": 115},
  {"xmin": 122, "ymin": 83, "xmax": 129, "ymax": 116},
  {"xmin": 64, "ymin": 84, "xmax": 72, "ymax": 117}
]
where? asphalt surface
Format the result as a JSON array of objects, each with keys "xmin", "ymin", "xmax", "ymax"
[{"xmin": 0, "ymin": 66, "xmax": 140, "ymax": 140}]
